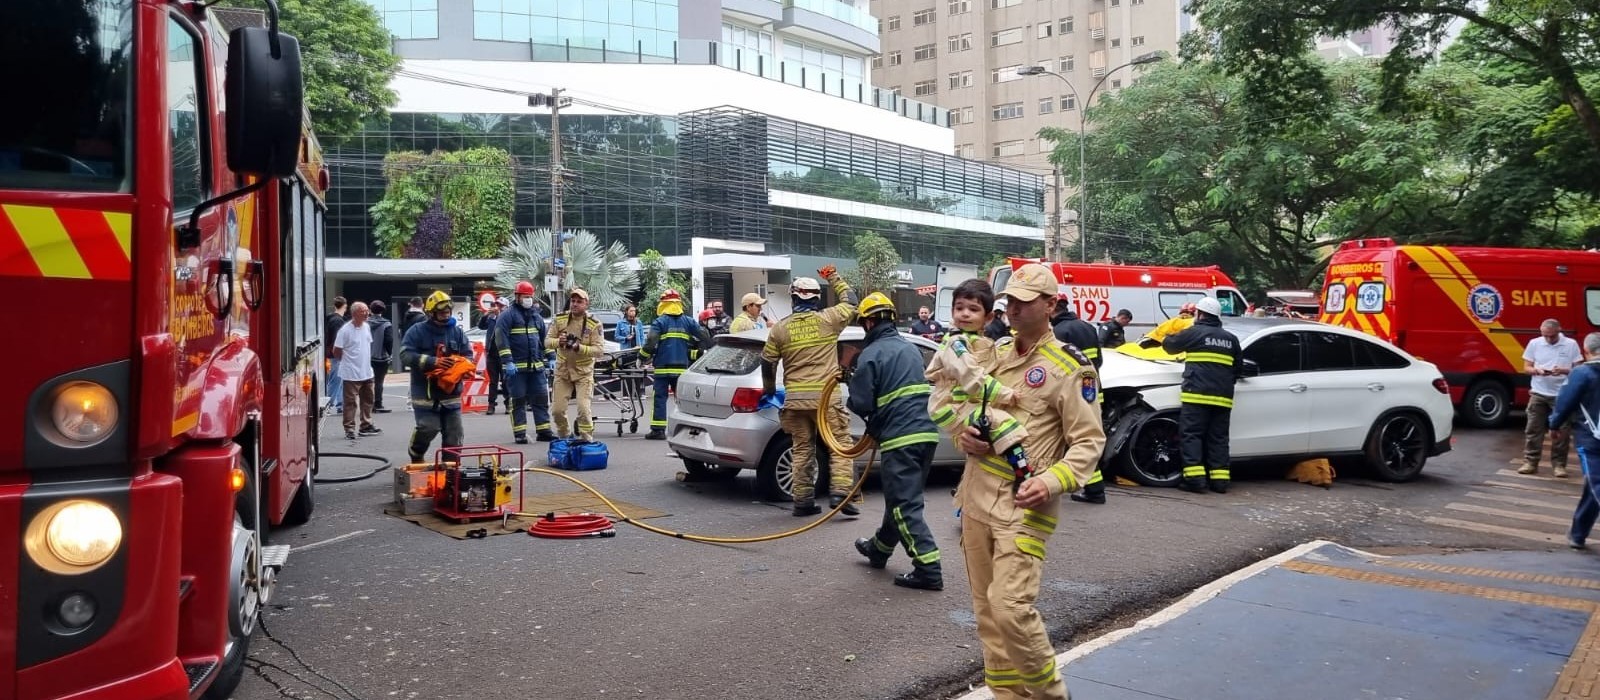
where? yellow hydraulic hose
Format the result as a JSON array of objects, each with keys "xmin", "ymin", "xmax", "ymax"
[{"xmin": 509, "ymin": 370, "xmax": 878, "ymax": 544}]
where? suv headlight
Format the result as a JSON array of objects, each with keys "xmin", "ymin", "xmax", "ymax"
[
  {"xmin": 25, "ymin": 500, "xmax": 123, "ymax": 574},
  {"xmin": 49, "ymin": 382, "xmax": 118, "ymax": 445}
]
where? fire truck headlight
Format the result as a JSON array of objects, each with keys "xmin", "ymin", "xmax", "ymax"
[
  {"xmin": 49, "ymin": 382, "xmax": 119, "ymax": 445},
  {"xmin": 25, "ymin": 501, "xmax": 122, "ymax": 574},
  {"xmin": 56, "ymin": 592, "xmax": 97, "ymax": 629}
]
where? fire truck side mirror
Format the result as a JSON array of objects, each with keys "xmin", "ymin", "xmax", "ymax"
[{"xmin": 225, "ymin": 26, "xmax": 304, "ymax": 179}]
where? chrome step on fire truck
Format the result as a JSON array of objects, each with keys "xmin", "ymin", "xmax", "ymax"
[{"xmin": 0, "ymin": 1, "xmax": 324, "ymax": 697}]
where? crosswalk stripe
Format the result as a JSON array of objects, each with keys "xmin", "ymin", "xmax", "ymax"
[
  {"xmin": 1464, "ymin": 491, "xmax": 1576, "ymax": 512},
  {"xmin": 1444, "ymin": 502, "xmax": 1570, "ymax": 526},
  {"xmin": 1423, "ymin": 516, "xmax": 1562, "ymax": 544},
  {"xmin": 1481, "ymin": 480, "xmax": 1580, "ymax": 498}
]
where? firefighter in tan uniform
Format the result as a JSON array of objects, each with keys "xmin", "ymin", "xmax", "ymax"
[
  {"xmin": 545, "ymin": 288, "xmax": 605, "ymax": 441},
  {"xmin": 761, "ymin": 267, "xmax": 859, "ymax": 516},
  {"xmin": 955, "ymin": 263, "xmax": 1106, "ymax": 700}
]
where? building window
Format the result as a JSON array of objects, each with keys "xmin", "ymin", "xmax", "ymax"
[
  {"xmin": 1038, "ymin": 97, "xmax": 1054, "ymax": 114},
  {"xmin": 888, "ymin": 51, "xmax": 902, "ymax": 65},
  {"xmin": 872, "ymin": 55, "xmax": 883, "ymax": 68},
  {"xmin": 1061, "ymin": 95, "xmax": 1076, "ymax": 110},
  {"xmin": 1059, "ymin": 55, "xmax": 1073, "ymax": 71},
  {"xmin": 949, "ymin": 70, "xmax": 973, "ymax": 88},
  {"xmin": 949, "ymin": 0, "xmax": 970, "ymax": 14},
  {"xmin": 372, "ymin": 0, "xmax": 440, "ymax": 40},
  {"xmin": 886, "ymin": 15, "xmax": 901, "ymax": 30},
  {"xmin": 991, "ymin": 0, "xmax": 1021, "ymax": 7},
  {"xmin": 948, "ymin": 33, "xmax": 973, "ymax": 52},
  {"xmin": 1059, "ymin": 16, "xmax": 1073, "ymax": 33},
  {"xmin": 957, "ymin": 106, "xmax": 974, "ymax": 123},
  {"xmin": 992, "ymin": 102, "xmax": 1024, "ymax": 120},
  {"xmin": 1110, "ymin": 79, "xmax": 1121, "ymax": 88},
  {"xmin": 913, "ymin": 8, "xmax": 937, "ymax": 25},
  {"xmin": 1132, "ymin": 0, "xmax": 1144, "ymax": 4},
  {"xmin": 956, "ymin": 144, "xmax": 976, "ymax": 158},
  {"xmin": 1132, "ymin": 35, "xmax": 1145, "ymax": 46},
  {"xmin": 1037, "ymin": 23, "xmax": 1052, "ymax": 39},
  {"xmin": 991, "ymin": 28, "xmax": 1022, "ymax": 46},
  {"xmin": 993, "ymin": 140, "xmax": 1024, "ymax": 157},
  {"xmin": 914, "ymin": 43, "xmax": 937, "ymax": 61},
  {"xmin": 1111, "ymin": 38, "xmax": 1121, "ymax": 48},
  {"xmin": 914, "ymin": 79, "xmax": 938, "ymax": 96},
  {"xmin": 992, "ymin": 65, "xmax": 1022, "ymax": 82},
  {"xmin": 1110, "ymin": 0, "xmax": 1119, "ymax": 5}
]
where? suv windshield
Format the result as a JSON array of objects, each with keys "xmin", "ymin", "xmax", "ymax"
[{"xmin": 0, "ymin": 0, "xmax": 133, "ymax": 192}]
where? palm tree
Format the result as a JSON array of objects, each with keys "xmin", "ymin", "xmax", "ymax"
[{"xmin": 495, "ymin": 228, "xmax": 638, "ymax": 312}]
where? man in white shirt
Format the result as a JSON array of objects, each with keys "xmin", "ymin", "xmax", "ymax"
[
  {"xmin": 1523, "ymin": 318, "xmax": 1583, "ymax": 477},
  {"xmin": 334, "ymin": 302, "xmax": 382, "ymax": 441}
]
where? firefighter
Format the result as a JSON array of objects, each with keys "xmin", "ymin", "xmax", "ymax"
[
  {"xmin": 497, "ymin": 281, "xmax": 555, "ymax": 444},
  {"xmin": 846, "ymin": 293, "xmax": 944, "ymax": 590},
  {"xmin": 953, "ymin": 263, "xmax": 1105, "ymax": 700},
  {"xmin": 1161, "ymin": 296, "xmax": 1241, "ymax": 493},
  {"xmin": 1050, "ymin": 298, "xmax": 1106, "ymax": 504},
  {"xmin": 480, "ymin": 296, "xmax": 506, "ymax": 415},
  {"xmin": 642, "ymin": 289, "xmax": 709, "ymax": 440},
  {"xmin": 400, "ymin": 291, "xmax": 473, "ymax": 463},
  {"xmin": 545, "ymin": 288, "xmax": 605, "ymax": 441},
  {"xmin": 761, "ymin": 267, "xmax": 859, "ymax": 516}
]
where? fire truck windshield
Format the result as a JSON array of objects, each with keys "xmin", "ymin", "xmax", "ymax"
[{"xmin": 0, "ymin": 0, "xmax": 133, "ymax": 193}]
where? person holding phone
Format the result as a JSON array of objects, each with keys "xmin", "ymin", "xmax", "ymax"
[{"xmin": 1523, "ymin": 319, "xmax": 1583, "ymax": 477}]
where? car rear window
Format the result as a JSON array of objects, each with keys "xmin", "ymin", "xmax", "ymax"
[{"xmin": 692, "ymin": 340, "xmax": 763, "ymax": 375}]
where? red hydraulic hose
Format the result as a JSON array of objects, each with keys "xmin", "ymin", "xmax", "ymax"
[{"xmin": 527, "ymin": 512, "xmax": 617, "ymax": 539}]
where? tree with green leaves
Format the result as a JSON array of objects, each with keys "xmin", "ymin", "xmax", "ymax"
[
  {"xmin": 851, "ymin": 231, "xmax": 902, "ymax": 296},
  {"xmin": 279, "ymin": 0, "xmax": 398, "ymax": 137},
  {"xmin": 1042, "ymin": 59, "xmax": 1481, "ymax": 291},
  {"xmin": 1188, "ymin": 0, "xmax": 1600, "ymax": 157},
  {"xmin": 496, "ymin": 229, "xmax": 638, "ymax": 312},
  {"xmin": 636, "ymin": 249, "xmax": 690, "ymax": 323}
]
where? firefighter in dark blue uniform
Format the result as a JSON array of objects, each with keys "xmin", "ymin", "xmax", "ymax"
[
  {"xmin": 1161, "ymin": 297, "xmax": 1242, "ymax": 493},
  {"xmin": 846, "ymin": 293, "xmax": 945, "ymax": 590},
  {"xmin": 400, "ymin": 291, "xmax": 472, "ymax": 463},
  {"xmin": 642, "ymin": 289, "xmax": 708, "ymax": 440},
  {"xmin": 1050, "ymin": 302, "xmax": 1106, "ymax": 503},
  {"xmin": 496, "ymin": 280, "xmax": 554, "ymax": 444}
]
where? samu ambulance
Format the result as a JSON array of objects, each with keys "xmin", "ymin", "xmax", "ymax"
[
  {"xmin": 1318, "ymin": 238, "xmax": 1600, "ymax": 428},
  {"xmin": 990, "ymin": 260, "xmax": 1249, "ymax": 330}
]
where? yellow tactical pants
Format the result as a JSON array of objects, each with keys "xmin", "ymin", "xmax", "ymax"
[
  {"xmin": 962, "ymin": 511, "xmax": 1067, "ymax": 700},
  {"xmin": 552, "ymin": 372, "xmax": 595, "ymax": 440},
  {"xmin": 778, "ymin": 401, "xmax": 853, "ymax": 503}
]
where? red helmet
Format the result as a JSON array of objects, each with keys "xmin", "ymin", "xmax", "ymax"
[
  {"xmin": 660, "ymin": 288, "xmax": 682, "ymax": 301},
  {"xmin": 1179, "ymin": 302, "xmax": 1197, "ymax": 316},
  {"xmin": 515, "ymin": 280, "xmax": 535, "ymax": 296}
]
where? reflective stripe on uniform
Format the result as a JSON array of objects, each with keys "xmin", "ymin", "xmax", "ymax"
[
  {"xmin": 877, "ymin": 383, "xmax": 932, "ymax": 407},
  {"xmin": 1082, "ymin": 346, "xmax": 1101, "ymax": 359},
  {"xmin": 950, "ymin": 387, "xmax": 970, "ymax": 402},
  {"xmin": 990, "ymin": 416, "xmax": 1023, "ymax": 443},
  {"xmin": 650, "ymin": 419, "xmax": 667, "ymax": 427},
  {"xmin": 1182, "ymin": 465, "xmax": 1207, "ymax": 478},
  {"xmin": 1209, "ymin": 468, "xmax": 1231, "ymax": 481},
  {"xmin": 879, "ymin": 432, "xmax": 940, "ymax": 451},
  {"xmin": 1085, "ymin": 469, "xmax": 1103, "ymax": 486},
  {"xmin": 1180, "ymin": 392, "xmax": 1234, "ymax": 408},
  {"xmin": 1021, "ymin": 509, "xmax": 1057, "ymax": 534},
  {"xmin": 1047, "ymin": 463, "xmax": 1078, "ymax": 492},
  {"xmin": 978, "ymin": 455, "xmax": 1015, "ymax": 481},
  {"xmin": 1184, "ymin": 351, "xmax": 1233, "ymax": 364},
  {"xmin": 1021, "ymin": 658, "xmax": 1059, "ymax": 686},
  {"xmin": 1039, "ymin": 344, "xmax": 1080, "ymax": 374},
  {"xmin": 654, "ymin": 367, "xmax": 685, "ymax": 376},
  {"xmin": 1015, "ymin": 535, "xmax": 1047, "ymax": 560},
  {"xmin": 930, "ymin": 406, "xmax": 957, "ymax": 427},
  {"xmin": 509, "ymin": 328, "xmax": 538, "ymax": 334},
  {"xmin": 985, "ymin": 668, "xmax": 1023, "ymax": 688},
  {"xmin": 894, "ymin": 505, "xmax": 941, "ymax": 564},
  {"xmin": 661, "ymin": 331, "xmax": 693, "ymax": 341},
  {"xmin": 785, "ymin": 381, "xmax": 826, "ymax": 392}
]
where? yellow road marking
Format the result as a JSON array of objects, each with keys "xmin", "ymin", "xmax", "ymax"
[
  {"xmin": 1282, "ymin": 560, "xmax": 1593, "ymax": 611},
  {"xmin": 1368, "ymin": 558, "xmax": 1600, "ymax": 592}
]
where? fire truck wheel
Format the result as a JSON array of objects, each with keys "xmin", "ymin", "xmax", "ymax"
[
  {"xmin": 282, "ymin": 471, "xmax": 315, "ymax": 526},
  {"xmin": 1460, "ymin": 379, "xmax": 1509, "ymax": 429},
  {"xmin": 202, "ymin": 628, "xmax": 250, "ymax": 700}
]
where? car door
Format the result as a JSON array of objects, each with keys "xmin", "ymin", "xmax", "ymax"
[
  {"xmin": 1230, "ymin": 330, "xmax": 1311, "ymax": 458},
  {"xmin": 1301, "ymin": 331, "xmax": 1379, "ymax": 452}
]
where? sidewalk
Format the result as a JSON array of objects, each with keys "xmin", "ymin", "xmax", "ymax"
[{"xmin": 959, "ymin": 540, "xmax": 1600, "ymax": 700}]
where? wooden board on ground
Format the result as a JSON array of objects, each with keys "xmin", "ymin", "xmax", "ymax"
[{"xmin": 383, "ymin": 491, "xmax": 669, "ymax": 540}]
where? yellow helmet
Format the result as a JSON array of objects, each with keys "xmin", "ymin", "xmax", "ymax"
[
  {"xmin": 857, "ymin": 292, "xmax": 895, "ymax": 320},
  {"xmin": 423, "ymin": 290, "xmax": 453, "ymax": 313}
]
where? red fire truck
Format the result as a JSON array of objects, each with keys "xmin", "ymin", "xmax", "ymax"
[
  {"xmin": 990, "ymin": 260, "xmax": 1250, "ymax": 327},
  {"xmin": 1, "ymin": 2, "xmax": 322, "ymax": 698},
  {"xmin": 1319, "ymin": 238, "xmax": 1600, "ymax": 428}
]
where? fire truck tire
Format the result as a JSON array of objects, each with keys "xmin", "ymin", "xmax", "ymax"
[
  {"xmin": 1460, "ymin": 379, "xmax": 1510, "ymax": 429},
  {"xmin": 202, "ymin": 629, "xmax": 250, "ymax": 700},
  {"xmin": 282, "ymin": 472, "xmax": 315, "ymax": 526}
]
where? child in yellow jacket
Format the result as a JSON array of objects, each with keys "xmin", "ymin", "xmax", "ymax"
[{"xmin": 925, "ymin": 280, "xmax": 1032, "ymax": 483}]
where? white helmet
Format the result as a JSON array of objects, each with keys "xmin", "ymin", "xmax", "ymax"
[
  {"xmin": 1196, "ymin": 297, "xmax": 1222, "ymax": 317},
  {"xmin": 791, "ymin": 277, "xmax": 822, "ymax": 300},
  {"xmin": 993, "ymin": 297, "xmax": 1008, "ymax": 312}
]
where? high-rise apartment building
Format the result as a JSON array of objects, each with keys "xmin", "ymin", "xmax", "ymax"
[{"xmin": 870, "ymin": 0, "xmax": 1190, "ymax": 236}]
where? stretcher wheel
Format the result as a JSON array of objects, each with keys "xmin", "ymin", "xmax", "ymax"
[
  {"xmin": 617, "ymin": 423, "xmax": 624, "ymax": 437},
  {"xmin": 630, "ymin": 420, "xmax": 638, "ymax": 434}
]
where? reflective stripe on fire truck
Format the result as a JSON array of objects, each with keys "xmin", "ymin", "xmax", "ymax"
[
  {"xmin": 1404, "ymin": 246, "xmax": 1526, "ymax": 370},
  {"xmin": 0, "ymin": 205, "xmax": 132, "ymax": 280}
]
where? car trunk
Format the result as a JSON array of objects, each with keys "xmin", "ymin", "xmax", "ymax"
[{"xmin": 677, "ymin": 338, "xmax": 766, "ymax": 419}]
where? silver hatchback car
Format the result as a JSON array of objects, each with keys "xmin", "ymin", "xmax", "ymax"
[{"xmin": 666, "ymin": 327, "xmax": 965, "ymax": 500}]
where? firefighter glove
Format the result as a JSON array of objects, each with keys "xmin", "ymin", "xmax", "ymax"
[{"xmin": 503, "ymin": 361, "xmax": 518, "ymax": 378}]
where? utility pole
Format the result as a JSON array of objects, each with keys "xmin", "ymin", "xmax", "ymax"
[
  {"xmin": 1052, "ymin": 166, "xmax": 1064, "ymax": 262},
  {"xmin": 530, "ymin": 88, "xmax": 570, "ymax": 313}
]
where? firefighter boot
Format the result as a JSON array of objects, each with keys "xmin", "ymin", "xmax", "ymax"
[
  {"xmin": 536, "ymin": 430, "xmax": 556, "ymax": 442},
  {"xmin": 854, "ymin": 537, "xmax": 890, "ymax": 569},
  {"xmin": 893, "ymin": 567, "xmax": 944, "ymax": 591},
  {"xmin": 1208, "ymin": 479, "xmax": 1229, "ymax": 494},
  {"xmin": 793, "ymin": 501, "xmax": 822, "ymax": 517},
  {"xmin": 645, "ymin": 429, "xmax": 666, "ymax": 440},
  {"xmin": 1178, "ymin": 478, "xmax": 1207, "ymax": 493},
  {"xmin": 830, "ymin": 494, "xmax": 860, "ymax": 517}
]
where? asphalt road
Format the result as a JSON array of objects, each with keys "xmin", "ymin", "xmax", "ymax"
[{"xmin": 234, "ymin": 394, "xmax": 1568, "ymax": 700}]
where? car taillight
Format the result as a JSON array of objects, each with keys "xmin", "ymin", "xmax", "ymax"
[
  {"xmin": 1432, "ymin": 378, "xmax": 1449, "ymax": 394},
  {"xmin": 731, "ymin": 387, "xmax": 762, "ymax": 413}
]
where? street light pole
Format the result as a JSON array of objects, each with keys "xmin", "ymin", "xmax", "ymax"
[{"xmin": 1020, "ymin": 51, "xmax": 1164, "ymax": 262}]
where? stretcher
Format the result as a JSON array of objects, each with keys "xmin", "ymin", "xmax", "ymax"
[{"xmin": 591, "ymin": 347, "xmax": 647, "ymax": 436}]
